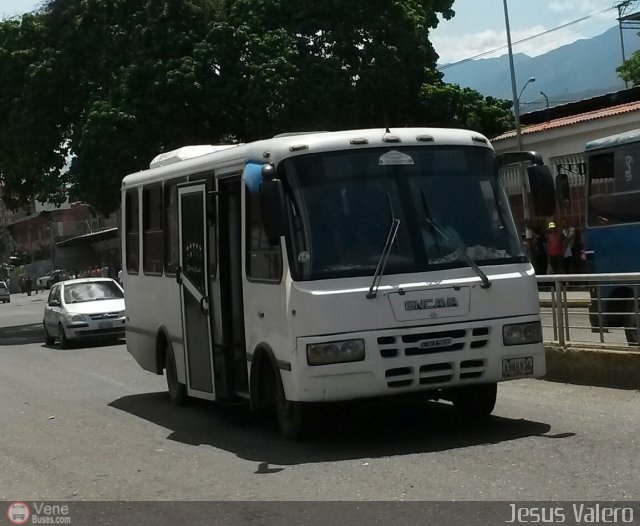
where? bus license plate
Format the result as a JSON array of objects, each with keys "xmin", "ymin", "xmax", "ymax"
[{"xmin": 502, "ymin": 356, "xmax": 533, "ymax": 378}]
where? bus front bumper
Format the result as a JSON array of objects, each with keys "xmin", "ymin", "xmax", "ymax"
[{"xmin": 290, "ymin": 316, "xmax": 545, "ymax": 403}]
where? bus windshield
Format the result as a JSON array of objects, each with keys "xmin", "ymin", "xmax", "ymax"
[{"xmin": 281, "ymin": 146, "xmax": 525, "ymax": 281}]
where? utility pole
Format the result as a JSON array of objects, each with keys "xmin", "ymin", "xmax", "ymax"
[{"xmin": 503, "ymin": 0, "xmax": 531, "ymax": 223}]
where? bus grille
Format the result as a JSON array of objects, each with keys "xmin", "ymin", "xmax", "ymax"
[{"xmin": 377, "ymin": 327, "xmax": 490, "ymax": 389}]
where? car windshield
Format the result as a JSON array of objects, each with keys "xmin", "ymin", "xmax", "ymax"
[
  {"xmin": 64, "ymin": 281, "xmax": 123, "ymax": 303},
  {"xmin": 280, "ymin": 146, "xmax": 525, "ymax": 281}
]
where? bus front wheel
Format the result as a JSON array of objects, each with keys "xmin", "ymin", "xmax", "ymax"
[
  {"xmin": 452, "ymin": 382, "xmax": 497, "ymax": 419},
  {"xmin": 165, "ymin": 344, "xmax": 187, "ymax": 406},
  {"xmin": 267, "ymin": 365, "xmax": 307, "ymax": 440}
]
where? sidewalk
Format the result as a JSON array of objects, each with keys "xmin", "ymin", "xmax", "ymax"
[{"xmin": 538, "ymin": 290, "xmax": 591, "ymax": 308}]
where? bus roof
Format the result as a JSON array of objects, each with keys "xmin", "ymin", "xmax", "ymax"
[
  {"xmin": 149, "ymin": 145, "xmax": 239, "ymax": 169},
  {"xmin": 122, "ymin": 128, "xmax": 493, "ymax": 188},
  {"xmin": 585, "ymin": 128, "xmax": 640, "ymax": 152}
]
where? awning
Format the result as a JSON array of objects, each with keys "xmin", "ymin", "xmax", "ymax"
[{"xmin": 56, "ymin": 227, "xmax": 118, "ymax": 248}]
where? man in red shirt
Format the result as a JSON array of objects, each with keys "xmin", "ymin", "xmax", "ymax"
[{"xmin": 546, "ymin": 221, "xmax": 565, "ymax": 273}]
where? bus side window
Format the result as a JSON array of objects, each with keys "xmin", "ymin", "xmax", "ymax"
[
  {"xmin": 143, "ymin": 184, "xmax": 163, "ymax": 275},
  {"xmin": 125, "ymin": 189, "xmax": 139, "ymax": 273},
  {"xmin": 164, "ymin": 179, "xmax": 184, "ymax": 275},
  {"xmin": 245, "ymin": 186, "xmax": 282, "ymax": 282}
]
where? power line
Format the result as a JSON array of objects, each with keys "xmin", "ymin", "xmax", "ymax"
[{"xmin": 437, "ymin": 6, "xmax": 617, "ymax": 71}]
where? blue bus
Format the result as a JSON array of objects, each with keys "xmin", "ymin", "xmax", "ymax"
[{"xmin": 582, "ymin": 129, "xmax": 640, "ymax": 343}]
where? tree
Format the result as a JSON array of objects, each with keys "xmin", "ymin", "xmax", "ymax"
[
  {"xmin": 0, "ymin": 13, "xmax": 72, "ymax": 210},
  {"xmin": 0, "ymin": 0, "xmax": 515, "ymax": 216},
  {"xmin": 617, "ymin": 48, "xmax": 640, "ymax": 86},
  {"xmin": 418, "ymin": 83, "xmax": 515, "ymax": 138}
]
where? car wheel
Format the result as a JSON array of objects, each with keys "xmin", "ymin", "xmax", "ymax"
[
  {"xmin": 165, "ymin": 343, "xmax": 187, "ymax": 405},
  {"xmin": 452, "ymin": 383, "xmax": 497, "ymax": 420},
  {"xmin": 59, "ymin": 323, "xmax": 71, "ymax": 349},
  {"xmin": 43, "ymin": 323, "xmax": 55, "ymax": 345}
]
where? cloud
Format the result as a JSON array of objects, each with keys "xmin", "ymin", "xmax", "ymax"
[
  {"xmin": 549, "ymin": 1, "xmax": 603, "ymax": 13},
  {"xmin": 434, "ymin": 25, "xmax": 582, "ymax": 64},
  {"xmin": 433, "ymin": 19, "xmax": 615, "ymax": 65}
]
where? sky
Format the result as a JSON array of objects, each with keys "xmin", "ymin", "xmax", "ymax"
[
  {"xmin": 0, "ymin": 0, "xmax": 628, "ymax": 65},
  {"xmin": 431, "ymin": 0, "xmax": 624, "ymax": 65}
]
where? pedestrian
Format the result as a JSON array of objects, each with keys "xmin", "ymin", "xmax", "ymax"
[
  {"xmin": 26, "ymin": 275, "xmax": 33, "ymax": 296},
  {"xmin": 19, "ymin": 275, "xmax": 25, "ymax": 294},
  {"xmin": 546, "ymin": 221, "xmax": 565, "ymax": 274},
  {"xmin": 531, "ymin": 227, "xmax": 548, "ymax": 275},
  {"xmin": 561, "ymin": 218, "xmax": 576, "ymax": 273},
  {"xmin": 572, "ymin": 227, "xmax": 583, "ymax": 273}
]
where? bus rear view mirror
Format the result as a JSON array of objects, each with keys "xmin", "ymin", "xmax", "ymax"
[
  {"xmin": 527, "ymin": 164, "xmax": 556, "ymax": 216},
  {"xmin": 259, "ymin": 179, "xmax": 287, "ymax": 241}
]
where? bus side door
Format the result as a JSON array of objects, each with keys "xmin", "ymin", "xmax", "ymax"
[{"xmin": 178, "ymin": 183, "xmax": 216, "ymax": 400}]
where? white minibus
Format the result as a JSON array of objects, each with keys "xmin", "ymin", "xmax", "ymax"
[{"xmin": 121, "ymin": 128, "xmax": 555, "ymax": 438}]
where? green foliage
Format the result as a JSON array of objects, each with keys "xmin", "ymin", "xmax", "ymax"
[
  {"xmin": 0, "ymin": 0, "xmax": 514, "ymax": 215},
  {"xmin": 617, "ymin": 48, "xmax": 640, "ymax": 85},
  {"xmin": 419, "ymin": 83, "xmax": 515, "ymax": 138}
]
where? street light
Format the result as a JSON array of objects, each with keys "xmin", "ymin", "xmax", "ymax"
[
  {"xmin": 503, "ymin": 0, "xmax": 531, "ymax": 222},
  {"xmin": 518, "ymin": 76, "xmax": 536, "ymax": 112},
  {"xmin": 540, "ymin": 90, "xmax": 549, "ymax": 109}
]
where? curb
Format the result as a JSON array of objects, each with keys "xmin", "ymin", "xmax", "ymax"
[{"xmin": 544, "ymin": 344, "xmax": 640, "ymax": 390}]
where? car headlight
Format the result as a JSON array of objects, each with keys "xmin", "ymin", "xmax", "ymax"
[
  {"xmin": 503, "ymin": 321, "xmax": 542, "ymax": 346},
  {"xmin": 307, "ymin": 339, "xmax": 365, "ymax": 366},
  {"xmin": 68, "ymin": 314, "xmax": 87, "ymax": 322}
]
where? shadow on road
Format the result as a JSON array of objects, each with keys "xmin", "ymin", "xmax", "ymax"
[
  {"xmin": 0, "ymin": 323, "xmax": 44, "ymax": 345},
  {"xmin": 109, "ymin": 391, "xmax": 553, "ymax": 466},
  {"xmin": 0, "ymin": 322, "xmax": 125, "ymax": 349}
]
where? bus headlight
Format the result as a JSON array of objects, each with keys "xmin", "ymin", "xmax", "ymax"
[
  {"xmin": 503, "ymin": 322, "xmax": 542, "ymax": 346},
  {"xmin": 307, "ymin": 339, "xmax": 365, "ymax": 366}
]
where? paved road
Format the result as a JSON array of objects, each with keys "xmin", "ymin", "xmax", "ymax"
[{"xmin": 0, "ymin": 293, "xmax": 639, "ymax": 504}]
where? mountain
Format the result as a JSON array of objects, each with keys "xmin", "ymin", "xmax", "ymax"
[{"xmin": 440, "ymin": 26, "xmax": 640, "ymax": 113}]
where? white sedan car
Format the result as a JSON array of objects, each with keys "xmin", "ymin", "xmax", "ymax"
[{"xmin": 43, "ymin": 278, "xmax": 126, "ymax": 348}]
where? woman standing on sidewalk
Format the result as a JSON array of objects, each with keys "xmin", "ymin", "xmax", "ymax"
[{"xmin": 546, "ymin": 222, "xmax": 565, "ymax": 274}]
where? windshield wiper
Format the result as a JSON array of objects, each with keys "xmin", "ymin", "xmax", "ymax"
[
  {"xmin": 366, "ymin": 195, "xmax": 400, "ymax": 300},
  {"xmin": 420, "ymin": 190, "xmax": 491, "ymax": 289}
]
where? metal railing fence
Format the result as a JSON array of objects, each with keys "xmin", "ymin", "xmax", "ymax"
[{"xmin": 537, "ymin": 273, "xmax": 640, "ymax": 349}]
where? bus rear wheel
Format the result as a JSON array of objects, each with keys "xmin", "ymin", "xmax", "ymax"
[
  {"xmin": 452, "ymin": 382, "xmax": 497, "ymax": 419},
  {"xmin": 165, "ymin": 344, "xmax": 187, "ymax": 406},
  {"xmin": 625, "ymin": 309, "xmax": 639, "ymax": 345}
]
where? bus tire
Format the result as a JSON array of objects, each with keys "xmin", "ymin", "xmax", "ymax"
[
  {"xmin": 452, "ymin": 382, "xmax": 497, "ymax": 419},
  {"xmin": 624, "ymin": 303, "xmax": 639, "ymax": 344},
  {"xmin": 165, "ymin": 343, "xmax": 187, "ymax": 406},
  {"xmin": 44, "ymin": 323, "xmax": 55, "ymax": 345},
  {"xmin": 276, "ymin": 387, "xmax": 306, "ymax": 440},
  {"xmin": 267, "ymin": 365, "xmax": 307, "ymax": 440}
]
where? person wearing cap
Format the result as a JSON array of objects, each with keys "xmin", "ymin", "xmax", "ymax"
[{"xmin": 546, "ymin": 221, "xmax": 565, "ymax": 273}]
